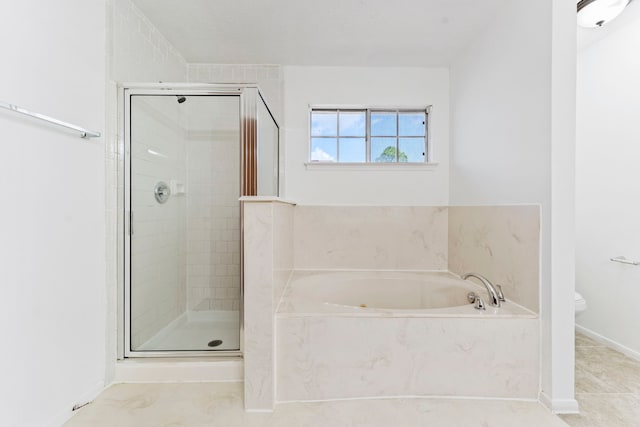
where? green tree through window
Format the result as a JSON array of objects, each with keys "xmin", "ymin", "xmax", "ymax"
[{"xmin": 375, "ymin": 146, "xmax": 408, "ymax": 162}]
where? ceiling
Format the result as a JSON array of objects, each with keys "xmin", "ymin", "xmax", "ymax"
[
  {"xmin": 577, "ymin": 0, "xmax": 640, "ymax": 51},
  {"xmin": 130, "ymin": 0, "xmax": 510, "ymax": 67}
]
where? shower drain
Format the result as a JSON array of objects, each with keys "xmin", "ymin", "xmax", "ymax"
[{"xmin": 207, "ymin": 339, "xmax": 223, "ymax": 348}]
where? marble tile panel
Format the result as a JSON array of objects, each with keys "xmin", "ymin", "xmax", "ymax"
[
  {"xmin": 273, "ymin": 202, "xmax": 294, "ymax": 309},
  {"xmin": 294, "ymin": 206, "xmax": 448, "ymax": 271},
  {"xmin": 276, "ymin": 316, "xmax": 539, "ymax": 401},
  {"xmin": 243, "ymin": 203, "xmax": 275, "ymax": 410},
  {"xmin": 448, "ymin": 205, "xmax": 540, "ymax": 313},
  {"xmin": 64, "ymin": 382, "xmax": 568, "ymax": 427}
]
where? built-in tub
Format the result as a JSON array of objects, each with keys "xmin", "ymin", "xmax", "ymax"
[
  {"xmin": 277, "ymin": 270, "xmax": 534, "ymax": 316},
  {"xmin": 275, "ymin": 270, "xmax": 539, "ymax": 402}
]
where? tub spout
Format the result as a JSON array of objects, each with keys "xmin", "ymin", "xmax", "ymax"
[{"xmin": 461, "ymin": 273, "xmax": 501, "ymax": 308}]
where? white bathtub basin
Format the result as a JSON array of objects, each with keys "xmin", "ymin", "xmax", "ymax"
[{"xmin": 277, "ymin": 270, "xmax": 535, "ymax": 317}]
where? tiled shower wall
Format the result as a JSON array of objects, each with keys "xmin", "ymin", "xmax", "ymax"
[
  {"xmin": 130, "ymin": 97, "xmax": 187, "ymax": 348},
  {"xmin": 186, "ymin": 127, "xmax": 241, "ymax": 312},
  {"xmin": 187, "ymin": 64, "xmax": 283, "ymax": 124},
  {"xmin": 108, "ymin": 0, "xmax": 187, "ymax": 82}
]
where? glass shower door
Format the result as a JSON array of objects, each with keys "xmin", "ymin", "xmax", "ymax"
[{"xmin": 127, "ymin": 94, "xmax": 241, "ymax": 353}]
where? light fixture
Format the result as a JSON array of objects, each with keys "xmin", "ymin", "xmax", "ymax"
[{"xmin": 577, "ymin": 0, "xmax": 631, "ymax": 28}]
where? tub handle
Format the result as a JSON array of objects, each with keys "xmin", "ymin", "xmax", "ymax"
[
  {"xmin": 474, "ymin": 297, "xmax": 486, "ymax": 310},
  {"xmin": 496, "ymin": 285, "xmax": 505, "ymax": 302},
  {"xmin": 467, "ymin": 292, "xmax": 477, "ymax": 304}
]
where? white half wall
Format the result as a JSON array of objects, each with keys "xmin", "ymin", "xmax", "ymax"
[
  {"xmin": 0, "ymin": 1, "xmax": 106, "ymax": 425},
  {"xmin": 449, "ymin": 0, "xmax": 577, "ymax": 413},
  {"xmin": 283, "ymin": 66, "xmax": 450, "ymax": 205},
  {"xmin": 575, "ymin": 3, "xmax": 640, "ymax": 355}
]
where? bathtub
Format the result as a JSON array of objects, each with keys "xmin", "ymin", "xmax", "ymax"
[
  {"xmin": 277, "ymin": 270, "xmax": 534, "ymax": 317},
  {"xmin": 275, "ymin": 270, "xmax": 539, "ymax": 402}
]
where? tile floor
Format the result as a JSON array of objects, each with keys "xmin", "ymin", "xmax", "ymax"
[
  {"xmin": 65, "ymin": 332, "xmax": 640, "ymax": 426},
  {"xmin": 560, "ymin": 332, "xmax": 640, "ymax": 427},
  {"xmin": 64, "ymin": 382, "xmax": 568, "ymax": 427}
]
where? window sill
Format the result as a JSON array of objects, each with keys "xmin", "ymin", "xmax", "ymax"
[{"xmin": 304, "ymin": 162, "xmax": 439, "ymax": 171}]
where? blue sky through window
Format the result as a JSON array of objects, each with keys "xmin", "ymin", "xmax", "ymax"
[
  {"xmin": 399, "ymin": 138, "xmax": 425, "ymax": 162},
  {"xmin": 371, "ymin": 113, "xmax": 396, "ymax": 136},
  {"xmin": 339, "ymin": 112, "xmax": 365, "ymax": 136},
  {"xmin": 399, "ymin": 113, "xmax": 425, "ymax": 136},
  {"xmin": 311, "ymin": 138, "xmax": 337, "ymax": 161},
  {"xmin": 311, "ymin": 112, "xmax": 337, "ymax": 136},
  {"xmin": 340, "ymin": 138, "xmax": 366, "ymax": 162}
]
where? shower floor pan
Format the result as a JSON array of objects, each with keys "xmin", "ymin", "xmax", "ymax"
[{"xmin": 137, "ymin": 310, "xmax": 240, "ymax": 352}]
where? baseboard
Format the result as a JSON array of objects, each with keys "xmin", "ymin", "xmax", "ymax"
[
  {"xmin": 539, "ymin": 391, "xmax": 579, "ymax": 414},
  {"xmin": 48, "ymin": 380, "xmax": 105, "ymax": 427},
  {"xmin": 114, "ymin": 357, "xmax": 243, "ymax": 383},
  {"xmin": 576, "ymin": 324, "xmax": 640, "ymax": 362}
]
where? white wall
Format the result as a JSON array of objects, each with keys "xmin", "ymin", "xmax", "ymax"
[
  {"xmin": 575, "ymin": 4, "xmax": 640, "ymax": 355},
  {"xmin": 283, "ymin": 66, "xmax": 449, "ymax": 205},
  {"xmin": 0, "ymin": 1, "xmax": 106, "ymax": 425},
  {"xmin": 449, "ymin": 0, "xmax": 577, "ymax": 413}
]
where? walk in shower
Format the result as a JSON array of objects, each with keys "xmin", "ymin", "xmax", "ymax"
[{"xmin": 121, "ymin": 84, "xmax": 278, "ymax": 357}]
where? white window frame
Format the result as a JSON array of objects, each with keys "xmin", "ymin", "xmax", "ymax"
[{"xmin": 306, "ymin": 105, "xmax": 437, "ymax": 170}]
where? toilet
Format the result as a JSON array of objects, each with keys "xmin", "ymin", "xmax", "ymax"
[{"xmin": 575, "ymin": 291, "xmax": 587, "ymax": 316}]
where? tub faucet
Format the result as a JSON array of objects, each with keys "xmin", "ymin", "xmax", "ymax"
[{"xmin": 461, "ymin": 273, "xmax": 502, "ymax": 308}]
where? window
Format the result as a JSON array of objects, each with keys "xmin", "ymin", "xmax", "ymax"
[{"xmin": 310, "ymin": 108, "xmax": 429, "ymax": 163}]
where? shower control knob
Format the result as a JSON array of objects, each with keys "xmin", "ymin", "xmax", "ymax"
[
  {"xmin": 467, "ymin": 292, "xmax": 477, "ymax": 304},
  {"xmin": 154, "ymin": 181, "xmax": 171, "ymax": 204}
]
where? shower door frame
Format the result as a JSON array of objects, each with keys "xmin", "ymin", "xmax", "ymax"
[{"xmin": 120, "ymin": 83, "xmax": 273, "ymax": 358}]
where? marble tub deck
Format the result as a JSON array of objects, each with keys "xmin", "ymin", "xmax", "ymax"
[{"xmin": 64, "ymin": 382, "xmax": 568, "ymax": 427}]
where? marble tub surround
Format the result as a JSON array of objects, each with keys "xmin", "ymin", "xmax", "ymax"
[
  {"xmin": 243, "ymin": 202, "xmax": 542, "ymax": 410},
  {"xmin": 273, "ymin": 202, "xmax": 294, "ymax": 306},
  {"xmin": 448, "ymin": 205, "xmax": 540, "ymax": 313},
  {"xmin": 294, "ymin": 206, "xmax": 448, "ymax": 270},
  {"xmin": 276, "ymin": 316, "xmax": 539, "ymax": 402},
  {"xmin": 275, "ymin": 269, "xmax": 539, "ymax": 401},
  {"xmin": 242, "ymin": 199, "xmax": 295, "ymax": 411}
]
